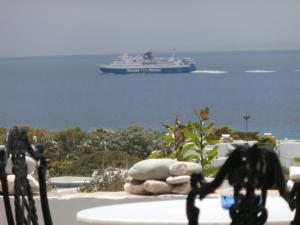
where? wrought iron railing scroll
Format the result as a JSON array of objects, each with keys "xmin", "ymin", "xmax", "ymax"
[
  {"xmin": 187, "ymin": 144, "xmax": 299, "ymax": 225},
  {"xmin": 0, "ymin": 126, "xmax": 53, "ymax": 225}
]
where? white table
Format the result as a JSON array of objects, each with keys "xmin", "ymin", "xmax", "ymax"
[{"xmin": 77, "ymin": 197, "xmax": 294, "ymax": 225}]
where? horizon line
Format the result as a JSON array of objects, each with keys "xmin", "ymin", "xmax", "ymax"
[{"xmin": 1, "ymin": 48, "xmax": 300, "ymax": 60}]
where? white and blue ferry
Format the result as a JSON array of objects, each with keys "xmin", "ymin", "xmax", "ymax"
[{"xmin": 99, "ymin": 51, "xmax": 196, "ymax": 74}]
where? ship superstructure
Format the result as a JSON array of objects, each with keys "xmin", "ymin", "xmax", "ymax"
[{"xmin": 99, "ymin": 51, "xmax": 196, "ymax": 74}]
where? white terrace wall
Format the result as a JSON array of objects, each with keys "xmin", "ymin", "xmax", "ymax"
[
  {"xmin": 0, "ymin": 194, "xmax": 186, "ymax": 225},
  {"xmin": 276, "ymin": 140, "xmax": 300, "ymax": 168}
]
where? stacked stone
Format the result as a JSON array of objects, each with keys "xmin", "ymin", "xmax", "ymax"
[
  {"xmin": 0, "ymin": 156, "xmax": 39, "ymax": 194},
  {"xmin": 124, "ymin": 159, "xmax": 202, "ymax": 195}
]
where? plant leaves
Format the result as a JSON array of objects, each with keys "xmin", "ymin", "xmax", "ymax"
[
  {"xmin": 294, "ymin": 157, "xmax": 300, "ymax": 163},
  {"xmin": 184, "ymin": 154, "xmax": 200, "ymax": 162},
  {"xmin": 167, "ymin": 151, "xmax": 177, "ymax": 159},
  {"xmin": 147, "ymin": 150, "xmax": 164, "ymax": 159},
  {"xmin": 161, "ymin": 122, "xmax": 174, "ymax": 134},
  {"xmin": 207, "ymin": 139, "xmax": 219, "ymax": 145},
  {"xmin": 183, "ymin": 129, "xmax": 198, "ymax": 143},
  {"xmin": 178, "ymin": 142, "xmax": 196, "ymax": 160},
  {"xmin": 206, "ymin": 146, "xmax": 218, "ymax": 161},
  {"xmin": 206, "ymin": 122, "xmax": 214, "ymax": 135},
  {"xmin": 163, "ymin": 134, "xmax": 173, "ymax": 144}
]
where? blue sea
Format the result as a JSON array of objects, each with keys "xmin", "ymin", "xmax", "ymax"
[{"xmin": 0, "ymin": 50, "xmax": 300, "ymax": 139}]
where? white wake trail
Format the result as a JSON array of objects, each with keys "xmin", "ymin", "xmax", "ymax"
[
  {"xmin": 245, "ymin": 70, "xmax": 275, "ymax": 73},
  {"xmin": 191, "ymin": 70, "xmax": 227, "ymax": 74}
]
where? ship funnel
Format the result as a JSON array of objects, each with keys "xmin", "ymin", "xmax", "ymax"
[{"xmin": 143, "ymin": 52, "xmax": 153, "ymax": 60}]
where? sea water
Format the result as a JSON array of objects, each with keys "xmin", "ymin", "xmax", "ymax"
[{"xmin": 0, "ymin": 50, "xmax": 300, "ymax": 139}]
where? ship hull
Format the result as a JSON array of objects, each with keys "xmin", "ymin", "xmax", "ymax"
[{"xmin": 100, "ymin": 64, "xmax": 196, "ymax": 74}]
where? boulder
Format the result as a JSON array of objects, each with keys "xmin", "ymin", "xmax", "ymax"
[
  {"xmin": 287, "ymin": 180, "xmax": 294, "ymax": 192},
  {"xmin": 28, "ymin": 175, "xmax": 40, "ymax": 193},
  {"xmin": 125, "ymin": 176, "xmax": 134, "ymax": 183},
  {"xmin": 126, "ymin": 176, "xmax": 144, "ymax": 185},
  {"xmin": 0, "ymin": 175, "xmax": 39, "ymax": 195},
  {"xmin": 124, "ymin": 182, "xmax": 148, "ymax": 195},
  {"xmin": 172, "ymin": 182, "xmax": 191, "ymax": 195},
  {"xmin": 169, "ymin": 161, "xmax": 201, "ymax": 176},
  {"xmin": 128, "ymin": 159, "xmax": 176, "ymax": 180},
  {"xmin": 6, "ymin": 156, "xmax": 36, "ymax": 175},
  {"xmin": 169, "ymin": 162, "xmax": 187, "ymax": 176},
  {"xmin": 289, "ymin": 166, "xmax": 300, "ymax": 181},
  {"xmin": 144, "ymin": 180, "xmax": 172, "ymax": 194},
  {"xmin": 181, "ymin": 161, "xmax": 202, "ymax": 175},
  {"xmin": 166, "ymin": 175, "xmax": 190, "ymax": 184}
]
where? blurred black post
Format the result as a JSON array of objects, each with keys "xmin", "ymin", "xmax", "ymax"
[{"xmin": 243, "ymin": 112, "xmax": 251, "ymax": 142}]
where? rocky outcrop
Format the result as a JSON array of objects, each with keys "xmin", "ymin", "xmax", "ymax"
[{"xmin": 124, "ymin": 159, "xmax": 202, "ymax": 195}]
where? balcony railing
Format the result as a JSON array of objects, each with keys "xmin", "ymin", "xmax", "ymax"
[
  {"xmin": 187, "ymin": 144, "xmax": 299, "ymax": 225},
  {"xmin": 0, "ymin": 126, "xmax": 52, "ymax": 225}
]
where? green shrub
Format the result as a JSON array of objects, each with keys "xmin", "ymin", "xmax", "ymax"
[
  {"xmin": 208, "ymin": 126, "xmax": 232, "ymax": 141},
  {"xmin": 108, "ymin": 125, "xmax": 162, "ymax": 158},
  {"xmin": 49, "ymin": 160, "xmax": 73, "ymax": 177},
  {"xmin": 257, "ymin": 136, "xmax": 276, "ymax": 149},
  {"xmin": 0, "ymin": 127, "xmax": 8, "ymax": 143},
  {"xmin": 80, "ymin": 168, "xmax": 128, "ymax": 192},
  {"xmin": 230, "ymin": 131, "xmax": 259, "ymax": 141},
  {"xmin": 60, "ymin": 151, "xmax": 140, "ymax": 176}
]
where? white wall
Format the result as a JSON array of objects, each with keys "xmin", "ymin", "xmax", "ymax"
[
  {"xmin": 277, "ymin": 140, "xmax": 300, "ymax": 168},
  {"xmin": 0, "ymin": 194, "xmax": 186, "ymax": 225}
]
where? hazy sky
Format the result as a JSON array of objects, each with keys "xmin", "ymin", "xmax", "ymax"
[{"xmin": 1, "ymin": 0, "xmax": 300, "ymax": 57}]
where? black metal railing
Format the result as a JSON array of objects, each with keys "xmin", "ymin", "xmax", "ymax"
[
  {"xmin": 187, "ymin": 144, "xmax": 299, "ymax": 225},
  {"xmin": 0, "ymin": 126, "xmax": 53, "ymax": 225}
]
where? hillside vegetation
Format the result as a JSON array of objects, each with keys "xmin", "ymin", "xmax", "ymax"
[{"xmin": 0, "ymin": 123, "xmax": 275, "ymax": 177}]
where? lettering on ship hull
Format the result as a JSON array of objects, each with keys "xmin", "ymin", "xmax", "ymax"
[{"xmin": 127, "ymin": 68, "xmax": 162, "ymax": 73}]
